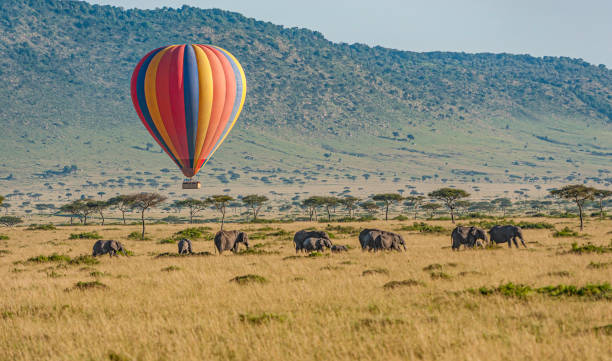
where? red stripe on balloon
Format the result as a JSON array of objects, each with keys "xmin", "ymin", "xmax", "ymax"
[
  {"xmin": 197, "ymin": 45, "xmax": 237, "ymax": 167},
  {"xmin": 194, "ymin": 45, "xmax": 227, "ymax": 169},
  {"xmin": 168, "ymin": 45, "xmax": 189, "ymax": 164}
]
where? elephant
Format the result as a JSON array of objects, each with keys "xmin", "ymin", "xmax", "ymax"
[
  {"xmin": 489, "ymin": 225, "xmax": 527, "ymax": 248},
  {"xmin": 293, "ymin": 230, "xmax": 330, "ymax": 253},
  {"xmin": 331, "ymin": 245, "xmax": 348, "ymax": 253},
  {"xmin": 214, "ymin": 230, "xmax": 249, "ymax": 254},
  {"xmin": 177, "ymin": 238, "xmax": 193, "ymax": 255},
  {"xmin": 451, "ymin": 226, "xmax": 487, "ymax": 250},
  {"xmin": 359, "ymin": 229, "xmax": 406, "ymax": 251},
  {"xmin": 372, "ymin": 233, "xmax": 406, "ymax": 252},
  {"xmin": 92, "ymin": 240, "xmax": 126, "ymax": 257},
  {"xmin": 302, "ymin": 237, "xmax": 332, "ymax": 252}
]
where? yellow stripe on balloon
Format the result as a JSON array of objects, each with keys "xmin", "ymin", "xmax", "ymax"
[
  {"xmin": 202, "ymin": 47, "xmax": 247, "ymax": 168},
  {"xmin": 144, "ymin": 45, "xmax": 184, "ymax": 168},
  {"xmin": 191, "ymin": 45, "xmax": 214, "ymax": 170}
]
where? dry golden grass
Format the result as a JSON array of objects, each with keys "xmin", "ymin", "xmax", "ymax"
[{"xmin": 0, "ymin": 218, "xmax": 610, "ymax": 361}]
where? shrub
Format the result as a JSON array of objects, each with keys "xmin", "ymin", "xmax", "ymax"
[
  {"xmin": 26, "ymin": 224, "xmax": 57, "ymax": 231},
  {"xmin": 393, "ymin": 215, "xmax": 409, "ymax": 221},
  {"xmin": 158, "ymin": 238, "xmax": 176, "ymax": 244},
  {"xmin": 154, "ymin": 251, "xmax": 212, "ymax": 258},
  {"xmin": 72, "ymin": 280, "xmax": 108, "ymax": 291},
  {"xmin": 27, "ymin": 253, "xmax": 71, "ymax": 263},
  {"xmin": 69, "ymin": 255, "xmax": 100, "ymax": 265},
  {"xmin": 397, "ymin": 222, "xmax": 446, "ymax": 233},
  {"xmin": 423, "ymin": 263, "xmax": 442, "ymax": 271},
  {"xmin": 230, "ymin": 274, "xmax": 268, "ymax": 285},
  {"xmin": 0, "ymin": 235, "xmax": 8, "ymax": 240},
  {"xmin": 161, "ymin": 265, "xmax": 181, "ymax": 272},
  {"xmin": 430, "ymin": 271, "xmax": 452, "ymax": 280},
  {"xmin": 325, "ymin": 225, "xmax": 360, "ymax": 235},
  {"xmin": 239, "ymin": 312, "xmax": 286, "ymax": 325},
  {"xmin": 383, "ymin": 279, "xmax": 424, "ymax": 289},
  {"xmin": 587, "ymin": 261, "xmax": 611, "ymax": 269},
  {"xmin": 569, "ymin": 242, "xmax": 611, "ymax": 254},
  {"xmin": 236, "ymin": 248, "xmax": 280, "ymax": 256},
  {"xmin": 362, "ymin": 268, "xmax": 389, "ymax": 276},
  {"xmin": 473, "ymin": 282, "xmax": 611, "ymax": 300},
  {"xmin": 69, "ymin": 231, "xmax": 102, "ymax": 239},
  {"xmin": 553, "ymin": 227, "xmax": 580, "ymax": 238},
  {"xmin": 127, "ymin": 231, "xmax": 148, "ymax": 240}
]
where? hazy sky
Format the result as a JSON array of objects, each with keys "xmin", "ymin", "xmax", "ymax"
[{"xmin": 87, "ymin": 0, "xmax": 612, "ymax": 67}]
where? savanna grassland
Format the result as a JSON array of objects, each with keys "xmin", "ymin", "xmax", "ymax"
[{"xmin": 0, "ymin": 217, "xmax": 610, "ymax": 361}]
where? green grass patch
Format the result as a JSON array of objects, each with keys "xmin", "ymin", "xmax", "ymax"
[
  {"xmin": 161, "ymin": 265, "xmax": 181, "ymax": 272},
  {"xmin": 0, "ymin": 235, "xmax": 8, "ymax": 240},
  {"xmin": 307, "ymin": 251, "xmax": 328, "ymax": 258},
  {"xmin": 553, "ymin": 227, "xmax": 581, "ymax": 238},
  {"xmin": 473, "ymin": 282, "xmax": 611, "ymax": 300},
  {"xmin": 325, "ymin": 225, "xmax": 360, "ymax": 235},
  {"xmin": 587, "ymin": 261, "xmax": 611, "ymax": 269},
  {"xmin": 69, "ymin": 255, "xmax": 100, "ymax": 265},
  {"xmin": 69, "ymin": 231, "xmax": 102, "ymax": 239},
  {"xmin": 235, "ymin": 248, "xmax": 280, "ymax": 256},
  {"xmin": 362, "ymin": 268, "xmax": 389, "ymax": 276},
  {"xmin": 154, "ymin": 251, "xmax": 212, "ymax": 258},
  {"xmin": 174, "ymin": 227, "xmax": 212, "ymax": 239},
  {"xmin": 423, "ymin": 263, "xmax": 442, "ymax": 271},
  {"xmin": 397, "ymin": 222, "xmax": 446, "ymax": 233},
  {"xmin": 239, "ymin": 312, "xmax": 286, "ymax": 325},
  {"xmin": 0, "ymin": 249, "xmax": 11, "ymax": 255},
  {"xmin": 26, "ymin": 224, "xmax": 56, "ymax": 231},
  {"xmin": 568, "ymin": 242, "xmax": 611, "ymax": 254},
  {"xmin": 127, "ymin": 231, "xmax": 149, "ymax": 240},
  {"xmin": 383, "ymin": 279, "xmax": 424, "ymax": 289},
  {"xmin": 158, "ymin": 238, "xmax": 176, "ymax": 244},
  {"xmin": 430, "ymin": 271, "xmax": 452, "ymax": 280},
  {"xmin": 230, "ymin": 274, "xmax": 268, "ymax": 285},
  {"xmin": 546, "ymin": 271, "xmax": 571, "ymax": 277},
  {"xmin": 27, "ymin": 253, "xmax": 71, "ymax": 263},
  {"xmin": 392, "ymin": 215, "xmax": 409, "ymax": 221},
  {"xmin": 592, "ymin": 324, "xmax": 612, "ymax": 336}
]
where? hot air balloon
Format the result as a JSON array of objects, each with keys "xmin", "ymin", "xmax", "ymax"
[{"xmin": 130, "ymin": 44, "xmax": 246, "ymax": 189}]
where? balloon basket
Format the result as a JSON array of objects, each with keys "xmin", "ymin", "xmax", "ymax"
[{"xmin": 182, "ymin": 181, "xmax": 201, "ymax": 189}]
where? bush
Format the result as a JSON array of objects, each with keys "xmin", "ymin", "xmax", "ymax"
[
  {"xmin": 397, "ymin": 222, "xmax": 446, "ymax": 233},
  {"xmin": 26, "ymin": 224, "xmax": 57, "ymax": 231},
  {"xmin": 71, "ymin": 280, "xmax": 108, "ymax": 291},
  {"xmin": 69, "ymin": 231, "xmax": 102, "ymax": 239},
  {"xmin": 0, "ymin": 235, "xmax": 8, "ymax": 240},
  {"xmin": 383, "ymin": 279, "xmax": 424, "ymax": 289},
  {"xmin": 393, "ymin": 215, "xmax": 409, "ymax": 221},
  {"xmin": 127, "ymin": 231, "xmax": 148, "ymax": 240},
  {"xmin": 473, "ymin": 282, "xmax": 611, "ymax": 300},
  {"xmin": 230, "ymin": 274, "xmax": 268, "ymax": 285},
  {"xmin": 161, "ymin": 265, "xmax": 181, "ymax": 272},
  {"xmin": 553, "ymin": 227, "xmax": 580, "ymax": 238},
  {"xmin": 239, "ymin": 312, "xmax": 286, "ymax": 325},
  {"xmin": 158, "ymin": 238, "xmax": 176, "ymax": 244},
  {"xmin": 429, "ymin": 271, "xmax": 452, "ymax": 280},
  {"xmin": 325, "ymin": 225, "xmax": 360, "ymax": 235},
  {"xmin": 27, "ymin": 253, "xmax": 71, "ymax": 263},
  {"xmin": 69, "ymin": 255, "xmax": 100, "ymax": 265},
  {"xmin": 362, "ymin": 268, "xmax": 389, "ymax": 276},
  {"xmin": 569, "ymin": 242, "xmax": 612, "ymax": 254}
]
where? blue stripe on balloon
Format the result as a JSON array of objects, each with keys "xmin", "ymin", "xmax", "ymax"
[
  {"xmin": 136, "ymin": 46, "xmax": 182, "ymax": 168},
  {"xmin": 209, "ymin": 46, "xmax": 244, "ymax": 155},
  {"xmin": 182, "ymin": 45, "xmax": 199, "ymax": 168}
]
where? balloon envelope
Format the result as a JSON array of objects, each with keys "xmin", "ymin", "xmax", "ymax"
[{"xmin": 130, "ymin": 44, "xmax": 246, "ymax": 178}]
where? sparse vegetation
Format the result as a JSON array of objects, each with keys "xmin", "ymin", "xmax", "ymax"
[
  {"xmin": 553, "ymin": 227, "xmax": 581, "ymax": 238},
  {"xmin": 383, "ymin": 279, "xmax": 424, "ymax": 289},
  {"xmin": 230, "ymin": 274, "xmax": 268, "ymax": 285},
  {"xmin": 69, "ymin": 231, "xmax": 102, "ymax": 239}
]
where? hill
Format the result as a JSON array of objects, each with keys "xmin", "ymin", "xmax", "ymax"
[{"xmin": 0, "ymin": 0, "xmax": 611, "ymax": 196}]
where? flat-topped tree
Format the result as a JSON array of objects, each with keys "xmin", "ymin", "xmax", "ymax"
[
  {"xmin": 241, "ymin": 195, "xmax": 269, "ymax": 221},
  {"xmin": 0, "ymin": 216, "xmax": 22, "ymax": 227},
  {"xmin": 208, "ymin": 195, "xmax": 234, "ymax": 230},
  {"xmin": 59, "ymin": 201, "xmax": 82, "ymax": 225},
  {"xmin": 339, "ymin": 196, "xmax": 360, "ymax": 218},
  {"xmin": 1, "ymin": 203, "xmax": 10, "ymax": 215},
  {"xmin": 302, "ymin": 196, "xmax": 325, "ymax": 221},
  {"xmin": 404, "ymin": 195, "xmax": 425, "ymax": 220},
  {"xmin": 422, "ymin": 203, "xmax": 442, "ymax": 219},
  {"xmin": 107, "ymin": 195, "xmax": 134, "ymax": 225},
  {"xmin": 593, "ymin": 189, "xmax": 612, "ymax": 220},
  {"xmin": 492, "ymin": 198, "xmax": 512, "ymax": 217},
  {"xmin": 86, "ymin": 200, "xmax": 109, "ymax": 226},
  {"xmin": 126, "ymin": 193, "xmax": 167, "ymax": 239},
  {"xmin": 359, "ymin": 201, "xmax": 379, "ymax": 217},
  {"xmin": 428, "ymin": 188, "xmax": 470, "ymax": 223},
  {"xmin": 372, "ymin": 193, "xmax": 403, "ymax": 221},
  {"xmin": 550, "ymin": 185, "xmax": 596, "ymax": 231},
  {"xmin": 321, "ymin": 196, "xmax": 339, "ymax": 221},
  {"xmin": 173, "ymin": 198, "xmax": 209, "ymax": 224}
]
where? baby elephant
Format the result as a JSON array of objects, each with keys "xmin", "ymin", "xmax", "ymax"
[
  {"xmin": 302, "ymin": 237, "xmax": 332, "ymax": 252},
  {"xmin": 177, "ymin": 238, "xmax": 193, "ymax": 255},
  {"xmin": 92, "ymin": 240, "xmax": 126, "ymax": 257},
  {"xmin": 331, "ymin": 245, "xmax": 348, "ymax": 253}
]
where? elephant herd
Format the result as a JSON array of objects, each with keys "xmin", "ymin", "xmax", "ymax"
[
  {"xmin": 90, "ymin": 225, "xmax": 527, "ymax": 257},
  {"xmin": 451, "ymin": 225, "xmax": 527, "ymax": 250}
]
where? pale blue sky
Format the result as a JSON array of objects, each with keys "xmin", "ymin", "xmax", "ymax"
[{"xmin": 87, "ymin": 0, "xmax": 612, "ymax": 67}]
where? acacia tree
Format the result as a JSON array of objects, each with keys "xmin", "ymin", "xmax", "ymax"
[
  {"xmin": 359, "ymin": 201, "xmax": 379, "ymax": 217},
  {"xmin": 372, "ymin": 193, "xmax": 403, "ymax": 221},
  {"xmin": 0, "ymin": 216, "xmax": 22, "ymax": 227},
  {"xmin": 339, "ymin": 196, "xmax": 360, "ymax": 218},
  {"xmin": 87, "ymin": 200, "xmax": 109, "ymax": 226},
  {"xmin": 593, "ymin": 189, "xmax": 612, "ymax": 220},
  {"xmin": 173, "ymin": 198, "xmax": 209, "ymax": 223},
  {"xmin": 1, "ymin": 203, "xmax": 10, "ymax": 215},
  {"xmin": 428, "ymin": 188, "xmax": 470, "ymax": 223},
  {"xmin": 302, "ymin": 196, "xmax": 324, "ymax": 221},
  {"xmin": 60, "ymin": 201, "xmax": 83, "ymax": 225},
  {"xmin": 404, "ymin": 195, "xmax": 425, "ymax": 220},
  {"xmin": 107, "ymin": 195, "xmax": 134, "ymax": 225},
  {"xmin": 550, "ymin": 185, "xmax": 596, "ymax": 231},
  {"xmin": 319, "ymin": 196, "xmax": 339, "ymax": 221},
  {"xmin": 208, "ymin": 195, "xmax": 234, "ymax": 230},
  {"xmin": 492, "ymin": 198, "xmax": 512, "ymax": 217},
  {"xmin": 241, "ymin": 195, "xmax": 269, "ymax": 221},
  {"xmin": 422, "ymin": 203, "xmax": 442, "ymax": 219},
  {"xmin": 126, "ymin": 193, "xmax": 167, "ymax": 239}
]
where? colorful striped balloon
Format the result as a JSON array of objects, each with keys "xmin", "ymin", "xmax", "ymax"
[{"xmin": 130, "ymin": 44, "xmax": 246, "ymax": 178}]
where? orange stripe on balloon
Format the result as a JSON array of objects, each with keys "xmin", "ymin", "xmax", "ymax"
[
  {"xmin": 197, "ymin": 45, "xmax": 237, "ymax": 169},
  {"xmin": 194, "ymin": 45, "xmax": 227, "ymax": 169}
]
